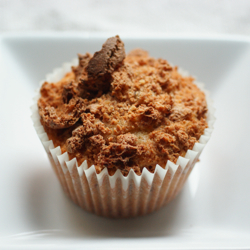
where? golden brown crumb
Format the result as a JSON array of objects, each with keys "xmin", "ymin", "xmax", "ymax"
[{"xmin": 38, "ymin": 36, "xmax": 208, "ymax": 176}]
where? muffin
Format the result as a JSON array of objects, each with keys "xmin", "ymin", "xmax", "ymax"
[{"xmin": 31, "ymin": 35, "xmax": 215, "ymax": 218}]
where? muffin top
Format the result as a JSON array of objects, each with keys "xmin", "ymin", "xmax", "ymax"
[{"xmin": 38, "ymin": 35, "xmax": 208, "ymax": 176}]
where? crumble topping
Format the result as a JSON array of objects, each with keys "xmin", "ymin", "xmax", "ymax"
[{"xmin": 38, "ymin": 35, "xmax": 208, "ymax": 176}]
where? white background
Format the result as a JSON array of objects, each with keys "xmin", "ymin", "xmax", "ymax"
[
  {"xmin": 1, "ymin": 0, "xmax": 250, "ymax": 36},
  {"xmin": 1, "ymin": 1, "xmax": 250, "ymax": 249}
]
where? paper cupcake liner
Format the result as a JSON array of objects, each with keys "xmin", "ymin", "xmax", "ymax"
[{"xmin": 31, "ymin": 59, "xmax": 215, "ymax": 218}]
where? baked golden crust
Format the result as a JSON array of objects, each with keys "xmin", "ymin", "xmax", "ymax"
[{"xmin": 38, "ymin": 36, "xmax": 207, "ymax": 176}]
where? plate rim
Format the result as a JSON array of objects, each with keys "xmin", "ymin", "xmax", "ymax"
[{"xmin": 1, "ymin": 32, "xmax": 250, "ymax": 43}]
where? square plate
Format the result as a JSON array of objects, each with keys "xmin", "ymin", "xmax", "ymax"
[{"xmin": 1, "ymin": 34, "xmax": 250, "ymax": 249}]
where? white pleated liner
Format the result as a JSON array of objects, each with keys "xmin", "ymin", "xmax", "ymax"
[{"xmin": 31, "ymin": 59, "xmax": 215, "ymax": 218}]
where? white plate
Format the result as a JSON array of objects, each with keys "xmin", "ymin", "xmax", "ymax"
[{"xmin": 0, "ymin": 34, "xmax": 250, "ymax": 250}]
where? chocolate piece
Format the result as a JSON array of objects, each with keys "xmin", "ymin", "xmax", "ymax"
[
  {"xmin": 79, "ymin": 35, "xmax": 125, "ymax": 95},
  {"xmin": 87, "ymin": 35, "xmax": 125, "ymax": 77}
]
